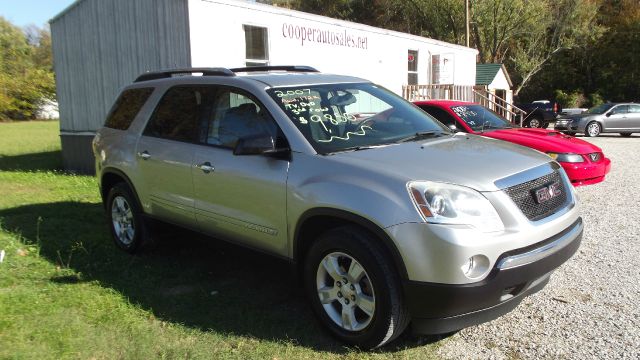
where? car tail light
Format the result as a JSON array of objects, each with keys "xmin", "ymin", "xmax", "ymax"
[{"xmin": 553, "ymin": 103, "xmax": 558, "ymax": 113}]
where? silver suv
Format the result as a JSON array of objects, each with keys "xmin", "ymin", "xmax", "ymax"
[{"xmin": 94, "ymin": 66, "xmax": 583, "ymax": 349}]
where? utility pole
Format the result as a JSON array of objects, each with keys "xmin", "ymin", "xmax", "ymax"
[{"xmin": 465, "ymin": 0, "xmax": 470, "ymax": 47}]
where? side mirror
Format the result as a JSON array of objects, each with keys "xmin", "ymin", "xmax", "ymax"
[
  {"xmin": 233, "ymin": 134, "xmax": 289, "ymax": 158},
  {"xmin": 605, "ymin": 112, "xmax": 612, "ymax": 117},
  {"xmin": 448, "ymin": 124, "xmax": 458, "ymax": 132}
]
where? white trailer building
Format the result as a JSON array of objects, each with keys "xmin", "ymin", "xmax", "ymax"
[{"xmin": 51, "ymin": 0, "xmax": 478, "ymax": 173}]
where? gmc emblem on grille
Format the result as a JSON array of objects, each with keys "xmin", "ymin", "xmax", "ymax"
[{"xmin": 534, "ymin": 181, "xmax": 562, "ymax": 204}]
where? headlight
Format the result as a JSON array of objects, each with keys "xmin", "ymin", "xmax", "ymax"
[
  {"xmin": 547, "ymin": 153, "xmax": 584, "ymax": 163},
  {"xmin": 407, "ymin": 181, "xmax": 504, "ymax": 233}
]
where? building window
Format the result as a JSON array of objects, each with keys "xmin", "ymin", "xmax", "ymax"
[
  {"xmin": 408, "ymin": 50, "xmax": 418, "ymax": 85},
  {"xmin": 244, "ymin": 25, "xmax": 269, "ymax": 66}
]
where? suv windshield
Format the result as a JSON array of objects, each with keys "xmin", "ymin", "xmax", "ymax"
[
  {"xmin": 450, "ymin": 104, "xmax": 513, "ymax": 132},
  {"xmin": 267, "ymin": 83, "xmax": 449, "ymax": 154},
  {"xmin": 586, "ymin": 103, "xmax": 615, "ymax": 114}
]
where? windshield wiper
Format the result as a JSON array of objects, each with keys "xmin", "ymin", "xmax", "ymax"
[
  {"xmin": 397, "ymin": 131, "xmax": 447, "ymax": 143},
  {"xmin": 328, "ymin": 144, "xmax": 382, "ymax": 154}
]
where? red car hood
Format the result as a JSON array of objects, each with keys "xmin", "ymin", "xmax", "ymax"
[{"xmin": 481, "ymin": 128, "xmax": 602, "ymax": 154}]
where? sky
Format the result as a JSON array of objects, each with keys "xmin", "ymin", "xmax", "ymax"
[{"xmin": 1, "ymin": 0, "xmax": 77, "ymax": 27}]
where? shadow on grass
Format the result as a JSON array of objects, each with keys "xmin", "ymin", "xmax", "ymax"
[
  {"xmin": 0, "ymin": 150, "xmax": 63, "ymax": 172},
  {"xmin": 0, "ymin": 201, "xmax": 442, "ymax": 353}
]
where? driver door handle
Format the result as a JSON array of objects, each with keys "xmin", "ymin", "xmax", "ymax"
[
  {"xmin": 196, "ymin": 161, "xmax": 215, "ymax": 174},
  {"xmin": 137, "ymin": 151, "xmax": 151, "ymax": 160}
]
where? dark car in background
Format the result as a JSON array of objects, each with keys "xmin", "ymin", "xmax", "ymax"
[
  {"xmin": 517, "ymin": 100, "xmax": 562, "ymax": 128},
  {"xmin": 554, "ymin": 103, "xmax": 640, "ymax": 137}
]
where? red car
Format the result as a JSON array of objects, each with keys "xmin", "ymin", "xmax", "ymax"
[{"xmin": 414, "ymin": 100, "xmax": 611, "ymax": 186}]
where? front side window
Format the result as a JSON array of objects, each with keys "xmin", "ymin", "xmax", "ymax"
[
  {"xmin": 610, "ymin": 105, "xmax": 629, "ymax": 115},
  {"xmin": 144, "ymin": 86, "xmax": 215, "ymax": 142},
  {"xmin": 105, "ymin": 87, "xmax": 154, "ymax": 130},
  {"xmin": 267, "ymin": 83, "xmax": 449, "ymax": 154},
  {"xmin": 417, "ymin": 105, "xmax": 458, "ymax": 128},
  {"xmin": 205, "ymin": 89, "xmax": 278, "ymax": 149},
  {"xmin": 244, "ymin": 25, "xmax": 269, "ymax": 66},
  {"xmin": 586, "ymin": 103, "xmax": 615, "ymax": 114},
  {"xmin": 450, "ymin": 105, "xmax": 512, "ymax": 132}
]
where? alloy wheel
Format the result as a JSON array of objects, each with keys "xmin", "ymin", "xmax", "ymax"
[
  {"xmin": 587, "ymin": 122, "xmax": 601, "ymax": 137},
  {"xmin": 316, "ymin": 252, "xmax": 376, "ymax": 332},
  {"xmin": 529, "ymin": 118, "xmax": 541, "ymax": 128},
  {"xmin": 111, "ymin": 196, "xmax": 135, "ymax": 245}
]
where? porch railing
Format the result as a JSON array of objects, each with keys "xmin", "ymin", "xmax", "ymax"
[{"xmin": 402, "ymin": 84, "xmax": 527, "ymax": 124}]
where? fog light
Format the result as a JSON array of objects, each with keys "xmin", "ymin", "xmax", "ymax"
[{"xmin": 461, "ymin": 255, "xmax": 490, "ymax": 279}]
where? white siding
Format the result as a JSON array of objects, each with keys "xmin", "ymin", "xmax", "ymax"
[
  {"xmin": 51, "ymin": 0, "xmax": 191, "ymax": 132},
  {"xmin": 188, "ymin": 0, "xmax": 477, "ymax": 95}
]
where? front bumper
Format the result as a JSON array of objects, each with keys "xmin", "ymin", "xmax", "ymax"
[
  {"xmin": 554, "ymin": 120, "xmax": 571, "ymax": 130},
  {"xmin": 405, "ymin": 217, "xmax": 583, "ymax": 334},
  {"xmin": 561, "ymin": 157, "xmax": 612, "ymax": 186}
]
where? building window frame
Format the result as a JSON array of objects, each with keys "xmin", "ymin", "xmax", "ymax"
[{"xmin": 243, "ymin": 24, "xmax": 269, "ymax": 67}]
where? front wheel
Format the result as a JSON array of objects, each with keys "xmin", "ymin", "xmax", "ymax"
[
  {"xmin": 304, "ymin": 226, "xmax": 409, "ymax": 349},
  {"xmin": 586, "ymin": 121, "xmax": 601, "ymax": 137},
  {"xmin": 106, "ymin": 183, "xmax": 148, "ymax": 253}
]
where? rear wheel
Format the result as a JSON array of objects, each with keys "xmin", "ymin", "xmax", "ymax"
[
  {"xmin": 304, "ymin": 226, "xmax": 409, "ymax": 349},
  {"xmin": 106, "ymin": 183, "xmax": 149, "ymax": 253},
  {"xmin": 525, "ymin": 116, "xmax": 543, "ymax": 128},
  {"xmin": 620, "ymin": 132, "xmax": 632, "ymax": 137},
  {"xmin": 586, "ymin": 121, "xmax": 601, "ymax": 137}
]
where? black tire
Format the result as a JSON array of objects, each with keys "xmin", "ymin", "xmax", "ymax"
[
  {"xmin": 106, "ymin": 182, "xmax": 150, "ymax": 253},
  {"xmin": 620, "ymin": 132, "xmax": 632, "ymax": 137},
  {"xmin": 525, "ymin": 116, "xmax": 543, "ymax": 128},
  {"xmin": 585, "ymin": 121, "xmax": 601, "ymax": 137},
  {"xmin": 303, "ymin": 226, "xmax": 409, "ymax": 349}
]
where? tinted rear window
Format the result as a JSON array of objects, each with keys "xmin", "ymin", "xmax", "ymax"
[
  {"xmin": 143, "ymin": 86, "xmax": 217, "ymax": 143},
  {"xmin": 105, "ymin": 88, "xmax": 154, "ymax": 130}
]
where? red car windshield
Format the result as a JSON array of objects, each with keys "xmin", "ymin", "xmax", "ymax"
[{"xmin": 451, "ymin": 105, "xmax": 513, "ymax": 132}]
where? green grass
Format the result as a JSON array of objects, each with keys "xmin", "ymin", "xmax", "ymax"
[{"xmin": 0, "ymin": 121, "xmax": 441, "ymax": 359}]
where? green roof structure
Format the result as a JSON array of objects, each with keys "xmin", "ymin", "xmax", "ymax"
[{"xmin": 476, "ymin": 63, "xmax": 512, "ymax": 87}]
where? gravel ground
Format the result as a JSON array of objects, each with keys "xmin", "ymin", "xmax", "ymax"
[{"xmin": 436, "ymin": 134, "xmax": 640, "ymax": 360}]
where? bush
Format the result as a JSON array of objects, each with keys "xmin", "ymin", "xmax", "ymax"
[{"xmin": 553, "ymin": 89, "xmax": 587, "ymax": 108}]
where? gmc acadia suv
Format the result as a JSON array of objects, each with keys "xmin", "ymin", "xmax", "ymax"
[{"xmin": 93, "ymin": 66, "xmax": 583, "ymax": 349}]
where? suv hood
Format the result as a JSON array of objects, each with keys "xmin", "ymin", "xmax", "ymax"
[
  {"xmin": 481, "ymin": 128, "xmax": 602, "ymax": 154},
  {"xmin": 329, "ymin": 133, "xmax": 553, "ymax": 192}
]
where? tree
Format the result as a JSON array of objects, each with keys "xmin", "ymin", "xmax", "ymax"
[
  {"xmin": 0, "ymin": 17, "xmax": 55, "ymax": 120},
  {"xmin": 509, "ymin": 0, "xmax": 604, "ymax": 95}
]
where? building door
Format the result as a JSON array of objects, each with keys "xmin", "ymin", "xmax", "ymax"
[{"xmin": 494, "ymin": 89, "xmax": 507, "ymax": 118}]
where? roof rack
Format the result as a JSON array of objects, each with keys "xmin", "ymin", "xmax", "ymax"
[
  {"xmin": 134, "ymin": 68, "xmax": 236, "ymax": 82},
  {"xmin": 230, "ymin": 65, "xmax": 319, "ymax": 73},
  {"xmin": 134, "ymin": 65, "xmax": 320, "ymax": 83}
]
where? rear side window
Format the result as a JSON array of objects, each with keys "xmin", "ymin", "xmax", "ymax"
[
  {"xmin": 104, "ymin": 88, "xmax": 154, "ymax": 130},
  {"xmin": 144, "ymin": 86, "xmax": 216, "ymax": 143}
]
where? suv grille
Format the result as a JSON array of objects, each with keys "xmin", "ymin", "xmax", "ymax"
[{"xmin": 504, "ymin": 170, "xmax": 568, "ymax": 221}]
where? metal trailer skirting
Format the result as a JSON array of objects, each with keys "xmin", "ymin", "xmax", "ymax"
[
  {"xmin": 50, "ymin": 0, "xmax": 191, "ymax": 172},
  {"xmin": 59, "ymin": 132, "xmax": 96, "ymax": 174}
]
